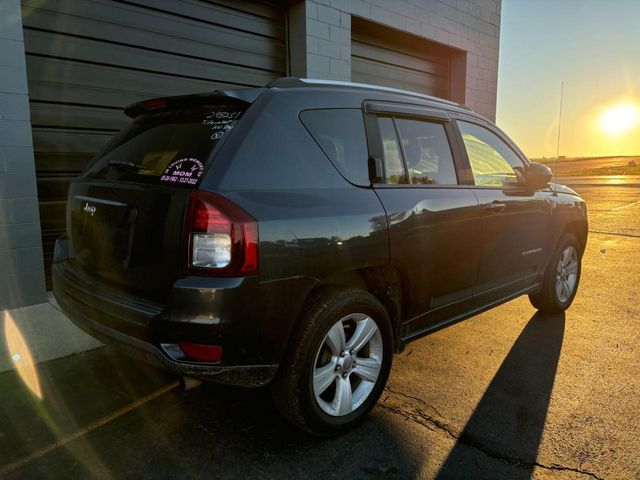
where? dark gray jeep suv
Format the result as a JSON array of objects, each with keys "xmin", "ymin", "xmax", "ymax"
[{"xmin": 53, "ymin": 78, "xmax": 588, "ymax": 434}]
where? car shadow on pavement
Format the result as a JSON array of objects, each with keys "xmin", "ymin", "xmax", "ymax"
[
  {"xmin": 0, "ymin": 345, "xmax": 420, "ymax": 479},
  {"xmin": 436, "ymin": 311, "xmax": 565, "ymax": 479}
]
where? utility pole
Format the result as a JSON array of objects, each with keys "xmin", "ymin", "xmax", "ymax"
[{"xmin": 555, "ymin": 81, "xmax": 564, "ymax": 193}]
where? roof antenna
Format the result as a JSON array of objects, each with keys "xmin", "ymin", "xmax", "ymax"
[{"xmin": 554, "ymin": 81, "xmax": 564, "ymax": 195}]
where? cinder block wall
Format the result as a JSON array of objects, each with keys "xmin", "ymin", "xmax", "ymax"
[
  {"xmin": 289, "ymin": 0, "xmax": 501, "ymax": 120},
  {"xmin": 0, "ymin": 0, "xmax": 47, "ymax": 309}
]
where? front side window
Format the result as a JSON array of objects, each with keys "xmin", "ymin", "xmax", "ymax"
[
  {"xmin": 458, "ymin": 121, "xmax": 525, "ymax": 187},
  {"xmin": 395, "ymin": 118, "xmax": 457, "ymax": 185}
]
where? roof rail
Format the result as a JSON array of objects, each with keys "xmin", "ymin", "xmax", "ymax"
[{"xmin": 267, "ymin": 77, "xmax": 465, "ymax": 108}]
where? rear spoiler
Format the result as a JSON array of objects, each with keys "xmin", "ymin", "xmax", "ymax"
[{"xmin": 124, "ymin": 88, "xmax": 264, "ymax": 118}]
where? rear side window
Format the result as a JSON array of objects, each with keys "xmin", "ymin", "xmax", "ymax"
[
  {"xmin": 84, "ymin": 105, "xmax": 245, "ymax": 187},
  {"xmin": 377, "ymin": 116, "xmax": 406, "ymax": 184},
  {"xmin": 300, "ymin": 109, "xmax": 369, "ymax": 186},
  {"xmin": 394, "ymin": 118, "xmax": 457, "ymax": 185}
]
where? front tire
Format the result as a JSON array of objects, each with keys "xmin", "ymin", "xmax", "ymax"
[
  {"xmin": 529, "ymin": 233, "xmax": 582, "ymax": 313},
  {"xmin": 271, "ymin": 288, "xmax": 393, "ymax": 435}
]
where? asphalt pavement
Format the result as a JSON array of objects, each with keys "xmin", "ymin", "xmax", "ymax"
[{"xmin": 1, "ymin": 182, "xmax": 638, "ymax": 479}]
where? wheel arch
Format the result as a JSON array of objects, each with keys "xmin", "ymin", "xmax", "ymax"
[
  {"xmin": 561, "ymin": 219, "xmax": 588, "ymax": 255},
  {"xmin": 301, "ymin": 266, "xmax": 404, "ymax": 352}
]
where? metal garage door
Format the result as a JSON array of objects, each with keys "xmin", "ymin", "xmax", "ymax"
[
  {"xmin": 21, "ymin": 0, "xmax": 287, "ymax": 287},
  {"xmin": 351, "ymin": 17, "xmax": 451, "ymax": 99}
]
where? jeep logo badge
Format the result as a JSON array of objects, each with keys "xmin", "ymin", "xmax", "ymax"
[{"xmin": 83, "ymin": 202, "xmax": 96, "ymax": 216}]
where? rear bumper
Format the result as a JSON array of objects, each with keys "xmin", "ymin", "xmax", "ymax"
[
  {"xmin": 52, "ymin": 237, "xmax": 311, "ymax": 387},
  {"xmin": 55, "ymin": 284, "xmax": 277, "ymax": 387}
]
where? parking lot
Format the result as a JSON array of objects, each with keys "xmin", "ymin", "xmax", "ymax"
[{"xmin": 1, "ymin": 181, "xmax": 639, "ymax": 479}]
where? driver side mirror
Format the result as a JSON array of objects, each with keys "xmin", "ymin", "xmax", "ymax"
[{"xmin": 524, "ymin": 162, "xmax": 553, "ymax": 190}]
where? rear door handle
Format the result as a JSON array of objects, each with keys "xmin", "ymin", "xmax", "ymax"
[{"xmin": 484, "ymin": 202, "xmax": 506, "ymax": 213}]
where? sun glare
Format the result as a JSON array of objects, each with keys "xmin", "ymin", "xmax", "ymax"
[
  {"xmin": 3, "ymin": 311, "xmax": 42, "ymax": 399},
  {"xmin": 598, "ymin": 102, "xmax": 639, "ymax": 136}
]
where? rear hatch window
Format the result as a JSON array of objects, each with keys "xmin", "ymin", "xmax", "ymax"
[{"xmin": 84, "ymin": 105, "xmax": 246, "ymax": 186}]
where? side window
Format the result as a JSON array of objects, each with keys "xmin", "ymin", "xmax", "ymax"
[
  {"xmin": 300, "ymin": 109, "xmax": 369, "ymax": 186},
  {"xmin": 395, "ymin": 118, "xmax": 457, "ymax": 185},
  {"xmin": 377, "ymin": 116, "xmax": 406, "ymax": 184},
  {"xmin": 458, "ymin": 121, "xmax": 525, "ymax": 187}
]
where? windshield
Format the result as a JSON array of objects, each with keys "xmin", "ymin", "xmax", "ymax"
[{"xmin": 84, "ymin": 105, "xmax": 246, "ymax": 187}]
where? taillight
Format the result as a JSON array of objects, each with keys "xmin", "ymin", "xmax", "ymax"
[
  {"xmin": 184, "ymin": 190, "xmax": 259, "ymax": 276},
  {"xmin": 178, "ymin": 343, "xmax": 223, "ymax": 363}
]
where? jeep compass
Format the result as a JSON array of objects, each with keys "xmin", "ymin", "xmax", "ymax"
[{"xmin": 53, "ymin": 78, "xmax": 588, "ymax": 435}]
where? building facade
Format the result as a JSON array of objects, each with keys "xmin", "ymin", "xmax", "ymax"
[{"xmin": 0, "ymin": 0, "xmax": 501, "ymax": 309}]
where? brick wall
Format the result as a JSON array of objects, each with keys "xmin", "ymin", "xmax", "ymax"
[
  {"xmin": 0, "ymin": 0, "xmax": 47, "ymax": 309},
  {"xmin": 289, "ymin": 0, "xmax": 501, "ymax": 120}
]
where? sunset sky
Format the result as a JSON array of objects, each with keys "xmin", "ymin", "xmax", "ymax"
[{"xmin": 496, "ymin": 0, "xmax": 640, "ymax": 159}]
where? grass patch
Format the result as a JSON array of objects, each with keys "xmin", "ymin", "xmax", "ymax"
[{"xmin": 563, "ymin": 165, "xmax": 640, "ymax": 176}]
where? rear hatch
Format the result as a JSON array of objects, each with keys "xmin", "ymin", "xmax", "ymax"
[{"xmin": 66, "ymin": 96, "xmax": 248, "ymax": 302}]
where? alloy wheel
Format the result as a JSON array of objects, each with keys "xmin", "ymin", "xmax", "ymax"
[
  {"xmin": 312, "ymin": 313, "xmax": 383, "ymax": 417},
  {"xmin": 555, "ymin": 245, "xmax": 578, "ymax": 303}
]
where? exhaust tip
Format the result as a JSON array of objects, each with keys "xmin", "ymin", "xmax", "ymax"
[{"xmin": 180, "ymin": 376, "xmax": 203, "ymax": 391}]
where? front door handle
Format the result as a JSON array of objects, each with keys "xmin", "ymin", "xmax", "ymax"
[{"xmin": 484, "ymin": 202, "xmax": 507, "ymax": 213}]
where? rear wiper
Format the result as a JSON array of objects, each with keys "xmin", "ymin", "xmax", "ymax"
[{"xmin": 107, "ymin": 160, "xmax": 143, "ymax": 171}]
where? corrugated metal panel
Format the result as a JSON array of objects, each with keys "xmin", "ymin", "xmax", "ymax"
[
  {"xmin": 21, "ymin": 0, "xmax": 287, "ymax": 287},
  {"xmin": 351, "ymin": 17, "xmax": 451, "ymax": 100}
]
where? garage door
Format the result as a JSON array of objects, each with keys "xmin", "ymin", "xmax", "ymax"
[
  {"xmin": 351, "ymin": 17, "xmax": 451, "ymax": 99},
  {"xmin": 21, "ymin": 0, "xmax": 287, "ymax": 287}
]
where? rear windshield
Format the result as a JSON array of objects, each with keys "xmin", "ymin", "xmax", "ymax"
[{"xmin": 84, "ymin": 105, "xmax": 246, "ymax": 186}]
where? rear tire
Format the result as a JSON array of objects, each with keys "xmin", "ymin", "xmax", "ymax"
[
  {"xmin": 529, "ymin": 233, "xmax": 582, "ymax": 313},
  {"xmin": 271, "ymin": 288, "xmax": 393, "ymax": 436}
]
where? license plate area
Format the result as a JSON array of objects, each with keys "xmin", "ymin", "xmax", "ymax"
[{"xmin": 71, "ymin": 195, "xmax": 136, "ymax": 269}]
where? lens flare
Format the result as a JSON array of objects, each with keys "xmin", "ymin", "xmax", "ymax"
[
  {"xmin": 598, "ymin": 102, "xmax": 639, "ymax": 136},
  {"xmin": 3, "ymin": 311, "xmax": 42, "ymax": 399}
]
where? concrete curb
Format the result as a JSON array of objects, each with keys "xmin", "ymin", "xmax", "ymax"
[{"xmin": 0, "ymin": 293, "xmax": 103, "ymax": 373}]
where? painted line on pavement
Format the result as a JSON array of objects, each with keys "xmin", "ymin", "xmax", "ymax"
[
  {"xmin": 589, "ymin": 230, "xmax": 640, "ymax": 238},
  {"xmin": 612, "ymin": 200, "xmax": 640, "ymax": 211},
  {"xmin": 0, "ymin": 381, "xmax": 180, "ymax": 476}
]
